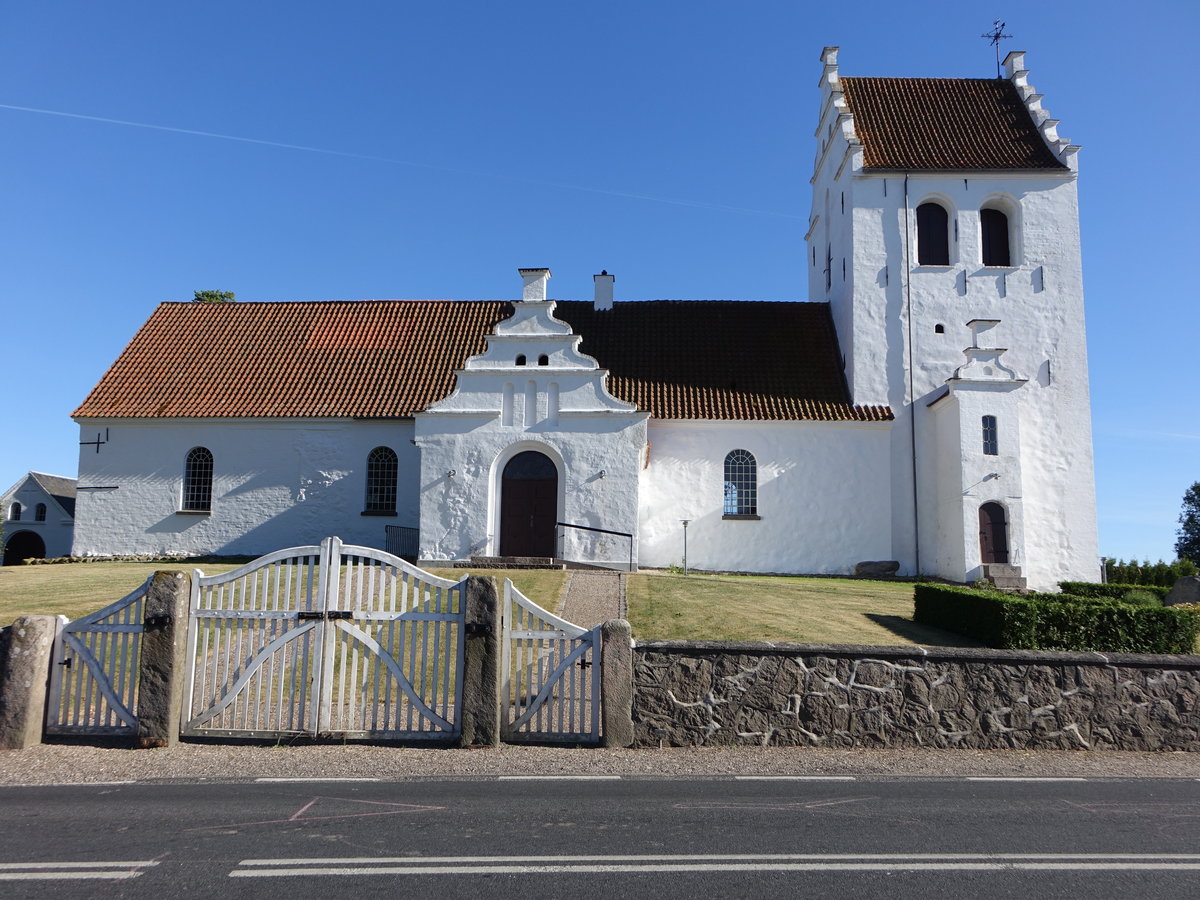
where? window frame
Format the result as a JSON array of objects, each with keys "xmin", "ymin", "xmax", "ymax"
[
  {"xmin": 181, "ymin": 447, "xmax": 214, "ymax": 513},
  {"xmin": 9, "ymin": 502, "xmax": 21, "ymax": 522},
  {"xmin": 363, "ymin": 446, "xmax": 399, "ymax": 516},
  {"xmin": 915, "ymin": 200, "xmax": 951, "ymax": 267},
  {"xmin": 982, "ymin": 415, "xmax": 999, "ymax": 456},
  {"xmin": 722, "ymin": 449, "xmax": 760, "ymax": 520},
  {"xmin": 980, "ymin": 207, "xmax": 1012, "ymax": 267},
  {"xmin": 35, "ymin": 503, "xmax": 47, "ymax": 522}
]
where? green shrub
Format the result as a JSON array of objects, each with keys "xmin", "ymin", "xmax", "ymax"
[
  {"xmin": 1103, "ymin": 558, "xmax": 1198, "ymax": 586},
  {"xmin": 1058, "ymin": 581, "xmax": 1171, "ymax": 602},
  {"xmin": 1120, "ymin": 589, "xmax": 1162, "ymax": 608},
  {"xmin": 913, "ymin": 584, "xmax": 1200, "ymax": 654}
]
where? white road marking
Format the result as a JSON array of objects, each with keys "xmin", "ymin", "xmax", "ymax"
[
  {"xmin": 254, "ymin": 777, "xmax": 380, "ymax": 783},
  {"xmin": 15, "ymin": 781, "xmax": 137, "ymax": 788},
  {"xmin": 496, "ymin": 775, "xmax": 622, "ymax": 781},
  {"xmin": 0, "ymin": 860, "xmax": 159, "ymax": 881},
  {"xmin": 229, "ymin": 853, "xmax": 1200, "ymax": 877},
  {"xmin": 966, "ymin": 777, "xmax": 1088, "ymax": 782},
  {"xmin": 733, "ymin": 775, "xmax": 856, "ymax": 781}
]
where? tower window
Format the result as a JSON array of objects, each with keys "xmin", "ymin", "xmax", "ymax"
[
  {"xmin": 35, "ymin": 503, "xmax": 46, "ymax": 521},
  {"xmin": 8, "ymin": 502, "xmax": 21, "ymax": 521},
  {"xmin": 824, "ymin": 244, "xmax": 832, "ymax": 291},
  {"xmin": 723, "ymin": 449, "xmax": 758, "ymax": 518},
  {"xmin": 537, "ymin": 354, "xmax": 549, "ymax": 366},
  {"xmin": 934, "ymin": 324, "xmax": 945, "ymax": 334},
  {"xmin": 916, "ymin": 202, "xmax": 950, "ymax": 266},
  {"xmin": 515, "ymin": 354, "xmax": 527, "ymax": 366},
  {"xmin": 982, "ymin": 416, "xmax": 999, "ymax": 456},
  {"xmin": 365, "ymin": 446, "xmax": 398, "ymax": 514},
  {"xmin": 183, "ymin": 447, "xmax": 214, "ymax": 512},
  {"xmin": 981, "ymin": 207, "xmax": 1011, "ymax": 266}
]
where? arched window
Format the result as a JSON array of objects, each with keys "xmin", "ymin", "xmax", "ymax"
[
  {"xmin": 980, "ymin": 207, "xmax": 1011, "ymax": 266},
  {"xmin": 916, "ymin": 202, "xmax": 950, "ymax": 266},
  {"xmin": 982, "ymin": 416, "xmax": 999, "ymax": 456},
  {"xmin": 8, "ymin": 502, "xmax": 21, "ymax": 521},
  {"xmin": 364, "ymin": 446, "xmax": 398, "ymax": 514},
  {"xmin": 35, "ymin": 503, "xmax": 47, "ymax": 522},
  {"xmin": 723, "ymin": 449, "xmax": 758, "ymax": 517},
  {"xmin": 515, "ymin": 354, "xmax": 527, "ymax": 366},
  {"xmin": 182, "ymin": 447, "xmax": 214, "ymax": 512},
  {"xmin": 537, "ymin": 354, "xmax": 549, "ymax": 366}
]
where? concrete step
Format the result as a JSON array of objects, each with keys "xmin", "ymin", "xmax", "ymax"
[
  {"xmin": 983, "ymin": 563, "xmax": 1022, "ymax": 578},
  {"xmin": 990, "ymin": 576, "xmax": 1028, "ymax": 590},
  {"xmin": 460, "ymin": 556, "xmax": 566, "ymax": 570}
]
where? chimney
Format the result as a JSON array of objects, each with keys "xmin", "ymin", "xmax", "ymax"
[
  {"xmin": 593, "ymin": 270, "xmax": 614, "ymax": 311},
  {"xmin": 518, "ymin": 267, "xmax": 551, "ymax": 302}
]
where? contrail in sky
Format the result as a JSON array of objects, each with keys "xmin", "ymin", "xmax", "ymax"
[{"xmin": 0, "ymin": 102, "xmax": 805, "ymax": 220}]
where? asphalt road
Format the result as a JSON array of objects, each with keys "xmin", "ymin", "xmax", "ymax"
[{"xmin": 2, "ymin": 776, "xmax": 1198, "ymax": 898}]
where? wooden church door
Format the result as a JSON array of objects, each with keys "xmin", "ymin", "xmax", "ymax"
[
  {"xmin": 978, "ymin": 502, "xmax": 1010, "ymax": 564},
  {"xmin": 500, "ymin": 451, "xmax": 558, "ymax": 558}
]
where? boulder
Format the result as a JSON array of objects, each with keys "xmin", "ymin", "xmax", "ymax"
[
  {"xmin": 854, "ymin": 560, "xmax": 900, "ymax": 578},
  {"xmin": 1164, "ymin": 575, "xmax": 1200, "ymax": 607}
]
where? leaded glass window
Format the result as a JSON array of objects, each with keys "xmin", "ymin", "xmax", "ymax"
[
  {"xmin": 982, "ymin": 416, "xmax": 999, "ymax": 456},
  {"xmin": 365, "ymin": 446, "xmax": 398, "ymax": 514},
  {"xmin": 183, "ymin": 447, "xmax": 214, "ymax": 512},
  {"xmin": 723, "ymin": 449, "xmax": 758, "ymax": 517}
]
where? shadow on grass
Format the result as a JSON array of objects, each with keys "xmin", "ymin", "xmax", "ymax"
[{"xmin": 864, "ymin": 614, "xmax": 986, "ymax": 648}]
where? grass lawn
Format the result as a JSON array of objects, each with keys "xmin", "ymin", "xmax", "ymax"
[
  {"xmin": 0, "ymin": 562, "xmax": 568, "ymax": 624},
  {"xmin": 627, "ymin": 571, "xmax": 983, "ymax": 647}
]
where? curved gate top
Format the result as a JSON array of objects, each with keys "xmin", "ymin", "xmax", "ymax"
[{"xmin": 183, "ymin": 537, "xmax": 466, "ymax": 741}]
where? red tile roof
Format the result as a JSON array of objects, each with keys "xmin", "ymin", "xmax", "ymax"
[
  {"xmin": 840, "ymin": 77, "xmax": 1066, "ymax": 171},
  {"xmin": 73, "ymin": 300, "xmax": 891, "ymax": 423}
]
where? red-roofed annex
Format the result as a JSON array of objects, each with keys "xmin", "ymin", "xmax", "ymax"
[{"xmin": 68, "ymin": 49, "xmax": 1099, "ymax": 589}]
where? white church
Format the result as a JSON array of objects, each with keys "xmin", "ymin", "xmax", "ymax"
[{"xmin": 69, "ymin": 48, "xmax": 1100, "ymax": 591}]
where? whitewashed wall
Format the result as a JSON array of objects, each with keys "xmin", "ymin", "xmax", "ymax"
[
  {"xmin": 1, "ymin": 475, "xmax": 75, "ymax": 561},
  {"xmin": 808, "ymin": 48, "xmax": 1099, "ymax": 588},
  {"xmin": 638, "ymin": 420, "xmax": 894, "ymax": 574},
  {"xmin": 415, "ymin": 292, "xmax": 648, "ymax": 566},
  {"xmin": 71, "ymin": 418, "xmax": 420, "ymax": 557}
]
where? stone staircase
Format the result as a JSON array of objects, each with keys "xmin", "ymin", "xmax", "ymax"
[{"xmin": 982, "ymin": 563, "xmax": 1027, "ymax": 591}]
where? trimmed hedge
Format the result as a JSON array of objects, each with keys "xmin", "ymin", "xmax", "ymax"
[
  {"xmin": 1058, "ymin": 581, "xmax": 1171, "ymax": 602},
  {"xmin": 914, "ymin": 584, "xmax": 1200, "ymax": 654}
]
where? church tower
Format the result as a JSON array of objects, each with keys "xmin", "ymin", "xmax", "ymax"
[{"xmin": 807, "ymin": 47, "xmax": 1099, "ymax": 588}]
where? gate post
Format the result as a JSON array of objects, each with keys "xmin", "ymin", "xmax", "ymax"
[
  {"xmin": 0, "ymin": 615, "xmax": 58, "ymax": 750},
  {"xmin": 459, "ymin": 575, "xmax": 501, "ymax": 747},
  {"xmin": 600, "ymin": 619, "xmax": 634, "ymax": 748},
  {"xmin": 136, "ymin": 570, "xmax": 191, "ymax": 749}
]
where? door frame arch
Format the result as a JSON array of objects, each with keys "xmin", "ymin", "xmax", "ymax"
[
  {"xmin": 978, "ymin": 501, "xmax": 1010, "ymax": 565},
  {"xmin": 488, "ymin": 441, "xmax": 565, "ymax": 557}
]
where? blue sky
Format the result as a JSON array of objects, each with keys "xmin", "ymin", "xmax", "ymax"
[{"xmin": 2, "ymin": 2, "xmax": 1196, "ymax": 562}]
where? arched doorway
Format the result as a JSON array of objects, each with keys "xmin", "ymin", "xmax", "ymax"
[
  {"xmin": 500, "ymin": 451, "xmax": 558, "ymax": 557},
  {"xmin": 3, "ymin": 531, "xmax": 46, "ymax": 566},
  {"xmin": 978, "ymin": 502, "xmax": 1009, "ymax": 564}
]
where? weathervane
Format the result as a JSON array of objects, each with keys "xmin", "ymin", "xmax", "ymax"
[{"xmin": 981, "ymin": 19, "xmax": 1013, "ymax": 78}]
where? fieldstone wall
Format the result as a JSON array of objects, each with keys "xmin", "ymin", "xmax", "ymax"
[{"xmin": 633, "ymin": 641, "xmax": 1200, "ymax": 751}]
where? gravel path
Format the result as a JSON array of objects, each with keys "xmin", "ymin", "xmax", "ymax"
[
  {"xmin": 558, "ymin": 571, "xmax": 625, "ymax": 626},
  {"xmin": 2, "ymin": 743, "xmax": 1198, "ymax": 785}
]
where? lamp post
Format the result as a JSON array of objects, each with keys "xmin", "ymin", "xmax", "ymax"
[{"xmin": 680, "ymin": 519, "xmax": 690, "ymax": 575}]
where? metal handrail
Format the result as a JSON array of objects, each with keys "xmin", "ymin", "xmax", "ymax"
[{"xmin": 556, "ymin": 521, "xmax": 634, "ymax": 573}]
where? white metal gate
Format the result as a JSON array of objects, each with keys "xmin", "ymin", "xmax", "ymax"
[
  {"xmin": 183, "ymin": 537, "xmax": 466, "ymax": 740},
  {"xmin": 501, "ymin": 578, "xmax": 601, "ymax": 744},
  {"xmin": 45, "ymin": 578, "xmax": 148, "ymax": 736}
]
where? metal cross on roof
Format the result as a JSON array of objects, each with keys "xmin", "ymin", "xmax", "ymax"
[{"xmin": 981, "ymin": 19, "xmax": 1013, "ymax": 78}]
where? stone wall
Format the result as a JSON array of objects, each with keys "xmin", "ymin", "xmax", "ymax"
[{"xmin": 633, "ymin": 641, "xmax": 1200, "ymax": 751}]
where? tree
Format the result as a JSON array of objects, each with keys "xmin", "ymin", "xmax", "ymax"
[
  {"xmin": 192, "ymin": 290, "xmax": 235, "ymax": 303},
  {"xmin": 1176, "ymin": 481, "xmax": 1200, "ymax": 565}
]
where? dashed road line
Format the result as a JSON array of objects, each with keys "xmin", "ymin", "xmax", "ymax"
[
  {"xmin": 734, "ymin": 775, "xmax": 856, "ymax": 781},
  {"xmin": 496, "ymin": 775, "xmax": 622, "ymax": 781},
  {"xmin": 0, "ymin": 860, "xmax": 159, "ymax": 881},
  {"xmin": 254, "ymin": 777, "xmax": 380, "ymax": 783}
]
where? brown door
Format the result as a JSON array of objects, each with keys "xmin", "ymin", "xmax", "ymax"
[
  {"xmin": 500, "ymin": 451, "xmax": 558, "ymax": 557},
  {"xmin": 979, "ymin": 502, "xmax": 1009, "ymax": 564}
]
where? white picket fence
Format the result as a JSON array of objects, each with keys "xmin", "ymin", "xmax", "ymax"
[
  {"xmin": 183, "ymin": 537, "xmax": 466, "ymax": 740},
  {"xmin": 501, "ymin": 578, "xmax": 601, "ymax": 744},
  {"xmin": 45, "ymin": 577, "xmax": 148, "ymax": 736}
]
